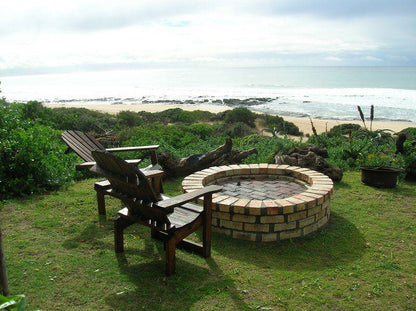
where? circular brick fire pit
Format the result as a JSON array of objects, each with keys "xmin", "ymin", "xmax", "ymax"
[{"xmin": 182, "ymin": 164, "xmax": 333, "ymax": 242}]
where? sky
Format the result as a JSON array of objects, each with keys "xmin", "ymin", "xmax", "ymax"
[{"xmin": 1, "ymin": 0, "xmax": 415, "ymax": 76}]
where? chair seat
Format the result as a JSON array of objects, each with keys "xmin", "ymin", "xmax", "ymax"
[{"xmin": 118, "ymin": 201, "xmax": 202, "ymax": 232}]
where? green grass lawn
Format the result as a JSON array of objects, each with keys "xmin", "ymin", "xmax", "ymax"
[{"xmin": 1, "ymin": 171, "xmax": 415, "ymax": 310}]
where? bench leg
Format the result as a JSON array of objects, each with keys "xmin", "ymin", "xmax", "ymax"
[
  {"xmin": 96, "ymin": 189, "xmax": 106, "ymax": 216},
  {"xmin": 165, "ymin": 239, "xmax": 176, "ymax": 276}
]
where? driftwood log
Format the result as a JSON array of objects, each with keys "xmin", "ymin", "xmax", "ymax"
[
  {"xmin": 275, "ymin": 145, "xmax": 343, "ymax": 182},
  {"xmin": 158, "ymin": 138, "xmax": 258, "ymax": 177}
]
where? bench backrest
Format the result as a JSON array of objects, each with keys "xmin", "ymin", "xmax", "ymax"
[{"xmin": 61, "ymin": 130, "xmax": 105, "ymax": 162}]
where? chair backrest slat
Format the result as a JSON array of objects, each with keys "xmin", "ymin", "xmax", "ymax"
[
  {"xmin": 91, "ymin": 151, "xmax": 167, "ymax": 225},
  {"xmin": 61, "ymin": 130, "xmax": 105, "ymax": 162}
]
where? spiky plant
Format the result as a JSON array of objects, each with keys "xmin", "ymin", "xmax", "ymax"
[
  {"xmin": 370, "ymin": 105, "xmax": 374, "ymax": 132},
  {"xmin": 357, "ymin": 105, "xmax": 366, "ymax": 129}
]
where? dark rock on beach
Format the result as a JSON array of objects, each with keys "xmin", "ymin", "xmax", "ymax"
[{"xmin": 223, "ymin": 97, "xmax": 274, "ymax": 106}]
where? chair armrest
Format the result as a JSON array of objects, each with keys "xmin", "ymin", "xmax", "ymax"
[
  {"xmin": 142, "ymin": 170, "xmax": 164, "ymax": 178},
  {"xmin": 155, "ymin": 185, "xmax": 222, "ymax": 209},
  {"xmin": 106, "ymin": 145, "xmax": 160, "ymax": 152},
  {"xmin": 76, "ymin": 159, "xmax": 142, "ymax": 171}
]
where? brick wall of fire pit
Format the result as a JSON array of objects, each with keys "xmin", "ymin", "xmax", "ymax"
[{"xmin": 182, "ymin": 164, "xmax": 333, "ymax": 242}]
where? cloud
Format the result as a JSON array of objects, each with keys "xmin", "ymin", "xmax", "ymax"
[
  {"xmin": 0, "ymin": 0, "xmax": 415, "ymax": 75},
  {"xmin": 0, "ymin": 0, "xmax": 203, "ymax": 35},
  {"xmin": 325, "ymin": 56, "xmax": 343, "ymax": 62}
]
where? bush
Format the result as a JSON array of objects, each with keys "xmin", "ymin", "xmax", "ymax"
[
  {"xmin": 234, "ymin": 134, "xmax": 301, "ymax": 164},
  {"xmin": 260, "ymin": 114, "xmax": 302, "ymax": 136},
  {"xmin": 0, "ymin": 103, "xmax": 76, "ymax": 199},
  {"xmin": 117, "ymin": 110, "xmax": 142, "ymax": 127},
  {"xmin": 223, "ymin": 107, "xmax": 256, "ymax": 128},
  {"xmin": 326, "ymin": 123, "xmax": 361, "ymax": 137},
  {"xmin": 221, "ymin": 122, "xmax": 254, "ymax": 138},
  {"xmin": 121, "ymin": 123, "xmax": 225, "ymax": 160}
]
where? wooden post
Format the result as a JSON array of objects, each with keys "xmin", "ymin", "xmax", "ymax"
[
  {"xmin": 150, "ymin": 150, "xmax": 158, "ymax": 166},
  {"xmin": 165, "ymin": 239, "xmax": 176, "ymax": 276},
  {"xmin": 96, "ymin": 190, "xmax": 106, "ymax": 215},
  {"xmin": 202, "ymin": 193, "xmax": 213, "ymax": 258},
  {"xmin": 0, "ymin": 228, "xmax": 9, "ymax": 296}
]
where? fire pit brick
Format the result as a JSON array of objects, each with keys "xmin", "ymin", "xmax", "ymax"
[{"xmin": 182, "ymin": 164, "xmax": 333, "ymax": 242}]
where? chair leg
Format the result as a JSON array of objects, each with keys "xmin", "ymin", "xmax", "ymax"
[
  {"xmin": 96, "ymin": 190, "xmax": 106, "ymax": 216},
  {"xmin": 202, "ymin": 195, "xmax": 213, "ymax": 258},
  {"xmin": 114, "ymin": 216, "xmax": 134, "ymax": 253},
  {"xmin": 165, "ymin": 239, "xmax": 176, "ymax": 276}
]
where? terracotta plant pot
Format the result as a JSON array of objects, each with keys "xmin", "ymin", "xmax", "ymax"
[{"xmin": 360, "ymin": 166, "xmax": 402, "ymax": 188}]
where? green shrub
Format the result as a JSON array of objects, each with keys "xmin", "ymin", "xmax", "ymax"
[
  {"xmin": 0, "ymin": 103, "xmax": 76, "ymax": 199},
  {"xmin": 326, "ymin": 123, "xmax": 361, "ymax": 137},
  {"xmin": 223, "ymin": 107, "xmax": 256, "ymax": 128},
  {"xmin": 260, "ymin": 114, "xmax": 302, "ymax": 136},
  {"xmin": 234, "ymin": 134, "xmax": 301, "ymax": 164},
  {"xmin": 117, "ymin": 110, "xmax": 142, "ymax": 127},
  {"xmin": 121, "ymin": 123, "xmax": 225, "ymax": 160},
  {"xmin": 137, "ymin": 108, "xmax": 217, "ymax": 125},
  {"xmin": 217, "ymin": 122, "xmax": 255, "ymax": 138}
]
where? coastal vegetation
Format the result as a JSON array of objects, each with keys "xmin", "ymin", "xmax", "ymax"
[
  {"xmin": 1, "ymin": 100, "xmax": 415, "ymax": 199},
  {"xmin": 1, "ymin": 100, "xmax": 415, "ymax": 309}
]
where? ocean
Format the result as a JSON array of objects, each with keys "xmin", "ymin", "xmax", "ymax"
[{"xmin": 2, "ymin": 66, "xmax": 416, "ymax": 122}]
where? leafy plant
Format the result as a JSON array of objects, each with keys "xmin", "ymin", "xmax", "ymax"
[
  {"xmin": 223, "ymin": 107, "xmax": 256, "ymax": 128},
  {"xmin": 0, "ymin": 103, "xmax": 76, "ymax": 199},
  {"xmin": 0, "ymin": 294, "xmax": 26, "ymax": 311},
  {"xmin": 260, "ymin": 114, "xmax": 302, "ymax": 136},
  {"xmin": 358, "ymin": 152, "xmax": 405, "ymax": 169}
]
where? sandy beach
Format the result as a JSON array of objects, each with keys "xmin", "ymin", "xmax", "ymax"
[{"xmin": 44, "ymin": 102, "xmax": 415, "ymax": 135}]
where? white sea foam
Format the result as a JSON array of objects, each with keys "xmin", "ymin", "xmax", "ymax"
[{"xmin": 2, "ymin": 67, "xmax": 416, "ymax": 122}]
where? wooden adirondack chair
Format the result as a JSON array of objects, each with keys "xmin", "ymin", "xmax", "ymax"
[
  {"xmin": 90, "ymin": 150, "xmax": 222, "ymax": 275},
  {"xmin": 61, "ymin": 130, "xmax": 163, "ymax": 215}
]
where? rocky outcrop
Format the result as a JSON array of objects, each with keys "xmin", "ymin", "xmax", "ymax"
[{"xmin": 275, "ymin": 145, "xmax": 343, "ymax": 182}]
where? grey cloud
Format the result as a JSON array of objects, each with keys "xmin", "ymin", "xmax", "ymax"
[
  {"xmin": 0, "ymin": 0, "xmax": 202, "ymax": 36},
  {"xmin": 245, "ymin": 0, "xmax": 416, "ymax": 18}
]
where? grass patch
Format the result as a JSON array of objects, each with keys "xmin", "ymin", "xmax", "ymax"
[{"xmin": 1, "ymin": 172, "xmax": 415, "ymax": 310}]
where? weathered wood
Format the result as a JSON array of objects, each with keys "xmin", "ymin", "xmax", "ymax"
[
  {"xmin": 158, "ymin": 138, "xmax": 258, "ymax": 177},
  {"xmin": 155, "ymin": 185, "xmax": 222, "ymax": 209},
  {"xmin": 0, "ymin": 228, "xmax": 9, "ymax": 296},
  {"xmin": 61, "ymin": 130, "xmax": 162, "ymax": 215},
  {"xmin": 90, "ymin": 150, "xmax": 222, "ymax": 275}
]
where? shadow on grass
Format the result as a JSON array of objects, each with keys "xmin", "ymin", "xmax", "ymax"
[
  {"xmin": 62, "ymin": 218, "xmax": 113, "ymax": 250},
  {"xmin": 212, "ymin": 212, "xmax": 366, "ymax": 272},
  {"xmin": 104, "ymin": 238, "xmax": 250, "ymax": 310},
  {"xmin": 333, "ymin": 180, "xmax": 352, "ymax": 190}
]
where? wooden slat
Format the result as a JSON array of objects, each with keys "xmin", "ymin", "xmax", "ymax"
[
  {"xmin": 61, "ymin": 130, "xmax": 104, "ymax": 162},
  {"xmin": 155, "ymin": 185, "xmax": 222, "ymax": 209},
  {"xmin": 62, "ymin": 132, "xmax": 95, "ymax": 162},
  {"xmin": 106, "ymin": 145, "xmax": 159, "ymax": 152},
  {"xmin": 76, "ymin": 159, "xmax": 142, "ymax": 171}
]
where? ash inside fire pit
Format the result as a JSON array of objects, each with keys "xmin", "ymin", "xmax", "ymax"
[{"xmin": 217, "ymin": 177, "xmax": 307, "ymax": 200}]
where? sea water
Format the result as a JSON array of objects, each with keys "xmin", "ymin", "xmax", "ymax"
[{"xmin": 1, "ymin": 66, "xmax": 416, "ymax": 122}]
